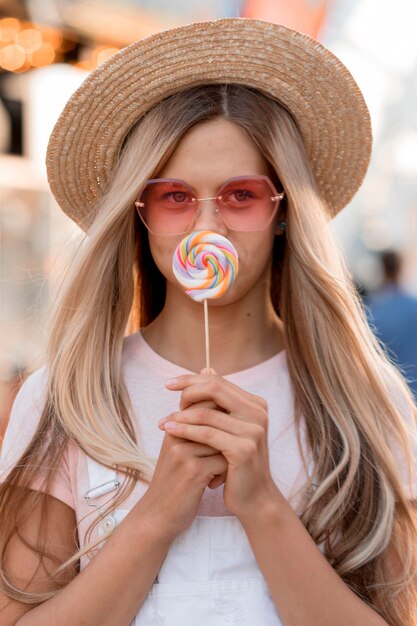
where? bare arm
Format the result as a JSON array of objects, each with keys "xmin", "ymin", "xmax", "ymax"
[
  {"xmin": 0, "ymin": 492, "xmax": 174, "ymax": 626},
  {"xmin": 1, "ymin": 430, "xmax": 228, "ymax": 626},
  {"xmin": 240, "ymin": 491, "xmax": 390, "ymax": 626},
  {"xmin": 161, "ymin": 372, "xmax": 394, "ymax": 625}
]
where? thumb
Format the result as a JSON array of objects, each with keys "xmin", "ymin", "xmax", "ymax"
[{"xmin": 208, "ymin": 472, "xmax": 226, "ymax": 489}]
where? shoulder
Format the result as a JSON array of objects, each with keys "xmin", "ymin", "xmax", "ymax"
[
  {"xmin": 1, "ymin": 365, "xmax": 49, "ymax": 472},
  {"xmin": 6, "ymin": 366, "xmax": 49, "ymax": 435},
  {"xmin": 11, "ymin": 365, "xmax": 49, "ymax": 410}
]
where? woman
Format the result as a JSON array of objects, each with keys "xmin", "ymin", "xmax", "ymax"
[{"xmin": 0, "ymin": 18, "xmax": 416, "ymax": 626}]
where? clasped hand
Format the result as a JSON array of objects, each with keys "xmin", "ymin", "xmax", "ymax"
[{"xmin": 158, "ymin": 371, "xmax": 283, "ymax": 521}]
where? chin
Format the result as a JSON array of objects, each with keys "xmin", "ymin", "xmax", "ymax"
[{"xmin": 206, "ymin": 283, "xmax": 252, "ymax": 307}]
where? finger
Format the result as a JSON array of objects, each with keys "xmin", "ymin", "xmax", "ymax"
[
  {"xmin": 205, "ymin": 455, "xmax": 228, "ymax": 484},
  {"xmin": 163, "ymin": 420, "xmax": 254, "ymax": 459},
  {"xmin": 164, "ymin": 407, "xmax": 264, "ymax": 439},
  {"xmin": 158, "ymin": 400, "xmax": 225, "ymax": 433},
  {"xmin": 184, "ymin": 399, "xmax": 224, "ymax": 410},
  {"xmin": 178, "ymin": 380, "xmax": 267, "ymax": 421},
  {"xmin": 167, "ymin": 374, "xmax": 268, "ymax": 414},
  {"xmin": 178, "ymin": 397, "xmax": 229, "ymax": 413},
  {"xmin": 164, "ymin": 433, "xmax": 222, "ymax": 458},
  {"xmin": 208, "ymin": 472, "xmax": 226, "ymax": 489}
]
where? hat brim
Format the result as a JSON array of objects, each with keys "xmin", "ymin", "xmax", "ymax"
[{"xmin": 46, "ymin": 17, "xmax": 372, "ymax": 230}]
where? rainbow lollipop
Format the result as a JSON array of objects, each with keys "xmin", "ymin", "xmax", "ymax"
[
  {"xmin": 172, "ymin": 230, "xmax": 239, "ymax": 369},
  {"xmin": 173, "ymin": 231, "xmax": 239, "ymax": 302}
]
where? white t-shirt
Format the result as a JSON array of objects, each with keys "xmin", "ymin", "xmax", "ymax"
[{"xmin": 1, "ymin": 330, "xmax": 416, "ymax": 570}]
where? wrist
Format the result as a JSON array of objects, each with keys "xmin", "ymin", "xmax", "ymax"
[
  {"xmin": 237, "ymin": 485, "xmax": 293, "ymax": 530},
  {"xmin": 130, "ymin": 497, "xmax": 180, "ymax": 546}
]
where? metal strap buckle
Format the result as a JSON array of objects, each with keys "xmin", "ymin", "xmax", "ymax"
[{"xmin": 85, "ymin": 479, "xmax": 120, "ymax": 508}]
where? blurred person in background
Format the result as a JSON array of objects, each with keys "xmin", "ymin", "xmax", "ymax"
[{"xmin": 366, "ymin": 249, "xmax": 417, "ymax": 401}]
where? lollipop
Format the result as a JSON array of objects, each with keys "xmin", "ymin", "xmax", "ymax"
[
  {"xmin": 172, "ymin": 230, "xmax": 239, "ymax": 369},
  {"xmin": 173, "ymin": 231, "xmax": 239, "ymax": 302}
]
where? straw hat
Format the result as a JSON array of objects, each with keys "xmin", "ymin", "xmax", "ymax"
[{"xmin": 46, "ymin": 17, "xmax": 372, "ymax": 231}]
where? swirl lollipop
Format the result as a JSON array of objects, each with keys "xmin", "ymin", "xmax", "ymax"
[
  {"xmin": 172, "ymin": 230, "xmax": 239, "ymax": 369},
  {"xmin": 173, "ymin": 231, "xmax": 239, "ymax": 302}
]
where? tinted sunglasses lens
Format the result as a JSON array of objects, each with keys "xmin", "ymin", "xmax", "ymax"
[
  {"xmin": 219, "ymin": 178, "xmax": 279, "ymax": 230},
  {"xmin": 137, "ymin": 181, "xmax": 196, "ymax": 235}
]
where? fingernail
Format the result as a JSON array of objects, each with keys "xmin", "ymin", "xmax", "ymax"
[
  {"xmin": 164, "ymin": 421, "xmax": 177, "ymax": 430},
  {"xmin": 158, "ymin": 418, "xmax": 167, "ymax": 427},
  {"xmin": 165, "ymin": 378, "xmax": 178, "ymax": 387}
]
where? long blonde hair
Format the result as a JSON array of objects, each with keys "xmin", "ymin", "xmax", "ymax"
[{"xmin": 1, "ymin": 84, "xmax": 416, "ymax": 624}]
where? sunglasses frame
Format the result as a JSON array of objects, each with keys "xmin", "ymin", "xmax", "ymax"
[{"xmin": 134, "ymin": 174, "xmax": 285, "ymax": 236}]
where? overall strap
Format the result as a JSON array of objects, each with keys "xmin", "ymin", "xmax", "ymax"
[
  {"xmin": 85, "ymin": 456, "xmax": 120, "ymax": 508},
  {"xmin": 84, "ymin": 456, "xmax": 123, "ymax": 534}
]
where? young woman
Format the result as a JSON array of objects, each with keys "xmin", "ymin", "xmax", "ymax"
[{"xmin": 0, "ymin": 18, "xmax": 416, "ymax": 626}]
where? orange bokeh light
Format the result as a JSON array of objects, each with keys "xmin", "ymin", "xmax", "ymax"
[
  {"xmin": 29, "ymin": 42, "xmax": 55, "ymax": 67},
  {"xmin": 13, "ymin": 59, "xmax": 31, "ymax": 74},
  {"xmin": 0, "ymin": 18, "xmax": 21, "ymax": 42},
  {"xmin": 15, "ymin": 28, "xmax": 42, "ymax": 54},
  {"xmin": 0, "ymin": 44, "xmax": 26, "ymax": 71},
  {"xmin": 40, "ymin": 27, "xmax": 63, "ymax": 50}
]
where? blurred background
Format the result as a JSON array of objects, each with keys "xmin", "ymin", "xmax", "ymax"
[{"xmin": 1, "ymin": 0, "xmax": 417, "ymax": 434}]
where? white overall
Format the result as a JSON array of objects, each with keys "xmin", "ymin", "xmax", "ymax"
[{"xmin": 85, "ymin": 458, "xmax": 286, "ymax": 625}]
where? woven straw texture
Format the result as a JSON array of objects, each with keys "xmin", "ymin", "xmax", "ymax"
[{"xmin": 46, "ymin": 17, "xmax": 372, "ymax": 230}]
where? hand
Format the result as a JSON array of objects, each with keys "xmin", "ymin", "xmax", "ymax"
[
  {"xmin": 141, "ymin": 415, "xmax": 228, "ymax": 542},
  {"xmin": 183, "ymin": 367, "xmax": 228, "ymax": 490},
  {"xmin": 159, "ymin": 371, "xmax": 285, "ymax": 521}
]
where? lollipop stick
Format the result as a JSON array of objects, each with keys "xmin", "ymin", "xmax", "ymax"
[{"xmin": 204, "ymin": 298, "xmax": 210, "ymax": 371}]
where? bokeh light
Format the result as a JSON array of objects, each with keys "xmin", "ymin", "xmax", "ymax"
[
  {"xmin": 15, "ymin": 28, "xmax": 42, "ymax": 54},
  {"xmin": 29, "ymin": 42, "xmax": 55, "ymax": 68},
  {"xmin": 0, "ymin": 20, "xmax": 65, "ymax": 72},
  {"xmin": 39, "ymin": 27, "xmax": 63, "ymax": 51},
  {"xmin": 0, "ymin": 43, "xmax": 26, "ymax": 71},
  {"xmin": 0, "ymin": 18, "xmax": 21, "ymax": 42}
]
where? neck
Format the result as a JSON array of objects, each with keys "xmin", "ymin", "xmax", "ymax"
[{"xmin": 141, "ymin": 278, "xmax": 285, "ymax": 375}]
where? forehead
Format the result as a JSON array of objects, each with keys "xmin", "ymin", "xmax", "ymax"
[{"xmin": 157, "ymin": 118, "xmax": 272, "ymax": 183}]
